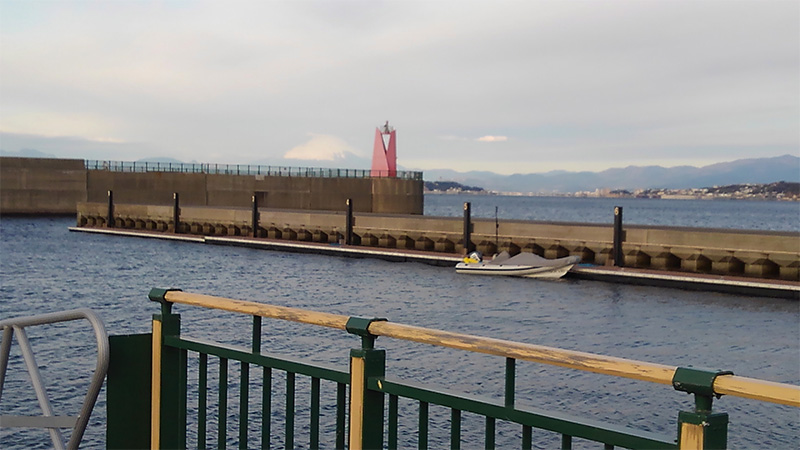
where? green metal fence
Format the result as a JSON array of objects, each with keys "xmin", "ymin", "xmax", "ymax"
[
  {"xmin": 107, "ymin": 289, "xmax": 800, "ymax": 449},
  {"xmin": 85, "ymin": 160, "xmax": 423, "ymax": 180}
]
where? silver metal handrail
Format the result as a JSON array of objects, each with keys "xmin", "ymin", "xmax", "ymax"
[{"xmin": 0, "ymin": 309, "xmax": 109, "ymax": 450}]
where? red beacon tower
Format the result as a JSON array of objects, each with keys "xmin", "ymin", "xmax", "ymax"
[{"xmin": 371, "ymin": 121, "xmax": 397, "ymax": 177}]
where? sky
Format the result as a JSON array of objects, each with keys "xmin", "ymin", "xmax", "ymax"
[{"xmin": 1, "ymin": 0, "xmax": 798, "ymax": 175}]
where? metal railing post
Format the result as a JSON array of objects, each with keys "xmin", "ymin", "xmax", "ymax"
[
  {"xmin": 252, "ymin": 194, "xmax": 259, "ymax": 238},
  {"xmin": 173, "ymin": 192, "xmax": 180, "ymax": 234},
  {"xmin": 346, "ymin": 317, "xmax": 387, "ymax": 450},
  {"xmin": 463, "ymin": 202, "xmax": 474, "ymax": 255},
  {"xmin": 107, "ymin": 190, "xmax": 114, "ymax": 228},
  {"xmin": 345, "ymin": 198, "xmax": 353, "ymax": 245},
  {"xmin": 613, "ymin": 206, "xmax": 624, "ymax": 267},
  {"xmin": 148, "ymin": 288, "xmax": 187, "ymax": 450},
  {"xmin": 673, "ymin": 367, "xmax": 731, "ymax": 449}
]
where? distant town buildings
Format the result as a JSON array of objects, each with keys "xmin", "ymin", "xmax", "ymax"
[{"xmin": 426, "ymin": 181, "xmax": 799, "ymax": 201}]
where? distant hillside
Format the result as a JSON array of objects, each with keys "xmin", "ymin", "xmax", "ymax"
[
  {"xmin": 423, "ymin": 155, "xmax": 800, "ymax": 193},
  {"xmin": 424, "ymin": 181, "xmax": 485, "ymax": 193}
]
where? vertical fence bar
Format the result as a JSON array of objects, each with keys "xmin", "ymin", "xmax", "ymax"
[
  {"xmin": 485, "ymin": 417, "xmax": 495, "ymax": 450},
  {"xmin": 388, "ymin": 394, "xmax": 398, "ymax": 450},
  {"xmin": 150, "ymin": 316, "xmax": 162, "ymax": 450},
  {"xmin": 613, "ymin": 206, "xmax": 624, "ymax": 267},
  {"xmin": 239, "ymin": 360, "xmax": 250, "ymax": 449},
  {"xmin": 561, "ymin": 434, "xmax": 572, "ymax": 450},
  {"xmin": 336, "ymin": 382, "xmax": 346, "ymax": 450},
  {"xmin": 199, "ymin": 353, "xmax": 208, "ymax": 449},
  {"xmin": 219, "ymin": 358, "xmax": 228, "ymax": 450},
  {"xmin": 286, "ymin": 372, "xmax": 295, "ymax": 449},
  {"xmin": 505, "ymin": 357, "xmax": 515, "ymax": 408},
  {"xmin": 310, "ymin": 377, "xmax": 320, "ymax": 449},
  {"xmin": 150, "ymin": 293, "xmax": 187, "ymax": 450},
  {"xmin": 347, "ymin": 318, "xmax": 386, "ymax": 450},
  {"xmin": 674, "ymin": 368, "xmax": 730, "ymax": 450},
  {"xmin": 522, "ymin": 425, "xmax": 532, "ymax": 449},
  {"xmin": 419, "ymin": 401, "xmax": 429, "ymax": 450},
  {"xmin": 450, "ymin": 409, "xmax": 461, "ymax": 450},
  {"xmin": 262, "ymin": 368, "xmax": 271, "ymax": 450}
]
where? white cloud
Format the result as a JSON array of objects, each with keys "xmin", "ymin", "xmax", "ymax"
[
  {"xmin": 0, "ymin": 1, "xmax": 796, "ymax": 173},
  {"xmin": 476, "ymin": 136, "xmax": 508, "ymax": 142},
  {"xmin": 283, "ymin": 134, "xmax": 359, "ymax": 161}
]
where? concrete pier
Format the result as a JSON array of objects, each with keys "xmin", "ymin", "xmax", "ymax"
[
  {"xmin": 75, "ymin": 202, "xmax": 800, "ymax": 282},
  {"xmin": 68, "ymin": 225, "xmax": 800, "ymax": 299}
]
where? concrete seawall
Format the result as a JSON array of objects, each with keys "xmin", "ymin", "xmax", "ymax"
[
  {"xmin": 1, "ymin": 157, "xmax": 423, "ymax": 215},
  {"xmin": 76, "ymin": 202, "xmax": 800, "ymax": 281},
  {"xmin": 0, "ymin": 157, "xmax": 87, "ymax": 214}
]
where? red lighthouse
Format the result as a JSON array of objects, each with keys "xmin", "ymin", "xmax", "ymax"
[{"xmin": 371, "ymin": 121, "xmax": 397, "ymax": 177}]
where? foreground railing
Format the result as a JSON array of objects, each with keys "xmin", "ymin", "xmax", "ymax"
[
  {"xmin": 85, "ymin": 160, "xmax": 423, "ymax": 180},
  {"xmin": 107, "ymin": 289, "xmax": 800, "ymax": 449},
  {"xmin": 0, "ymin": 309, "xmax": 109, "ymax": 450}
]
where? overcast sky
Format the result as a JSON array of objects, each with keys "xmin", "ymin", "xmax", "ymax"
[{"xmin": 1, "ymin": 0, "xmax": 797, "ymax": 174}]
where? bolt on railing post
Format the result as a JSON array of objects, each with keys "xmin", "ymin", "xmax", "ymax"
[
  {"xmin": 346, "ymin": 317, "xmax": 387, "ymax": 450},
  {"xmin": 148, "ymin": 288, "xmax": 187, "ymax": 450},
  {"xmin": 672, "ymin": 367, "xmax": 731, "ymax": 449}
]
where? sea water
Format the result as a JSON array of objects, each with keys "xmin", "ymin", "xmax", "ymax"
[{"xmin": 1, "ymin": 197, "xmax": 798, "ymax": 448}]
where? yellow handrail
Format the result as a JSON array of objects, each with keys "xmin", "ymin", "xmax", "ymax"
[{"xmin": 161, "ymin": 290, "xmax": 800, "ymax": 407}]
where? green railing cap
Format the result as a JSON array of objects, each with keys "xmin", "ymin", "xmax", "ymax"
[
  {"xmin": 672, "ymin": 367, "xmax": 734, "ymax": 397},
  {"xmin": 148, "ymin": 288, "xmax": 183, "ymax": 303},
  {"xmin": 345, "ymin": 317, "xmax": 387, "ymax": 338}
]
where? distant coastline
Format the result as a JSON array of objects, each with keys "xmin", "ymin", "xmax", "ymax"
[{"xmin": 425, "ymin": 181, "xmax": 799, "ymax": 201}]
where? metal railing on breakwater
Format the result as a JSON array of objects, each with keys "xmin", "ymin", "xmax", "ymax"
[
  {"xmin": 85, "ymin": 160, "xmax": 423, "ymax": 180},
  {"xmin": 107, "ymin": 289, "xmax": 800, "ymax": 449}
]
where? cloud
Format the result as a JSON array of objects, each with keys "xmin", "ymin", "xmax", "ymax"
[
  {"xmin": 283, "ymin": 134, "xmax": 359, "ymax": 161},
  {"xmin": 476, "ymin": 136, "xmax": 508, "ymax": 142},
  {"xmin": 0, "ymin": 1, "xmax": 796, "ymax": 173}
]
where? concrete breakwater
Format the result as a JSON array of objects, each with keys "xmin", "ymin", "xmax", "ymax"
[
  {"xmin": 76, "ymin": 201, "xmax": 800, "ymax": 281},
  {"xmin": 0, "ymin": 157, "xmax": 424, "ymax": 215}
]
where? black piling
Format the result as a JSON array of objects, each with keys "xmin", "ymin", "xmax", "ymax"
[
  {"xmin": 107, "ymin": 190, "xmax": 114, "ymax": 228},
  {"xmin": 252, "ymin": 194, "xmax": 259, "ymax": 238},
  {"xmin": 345, "ymin": 198, "xmax": 353, "ymax": 245},
  {"xmin": 173, "ymin": 192, "xmax": 180, "ymax": 233},
  {"xmin": 613, "ymin": 206, "xmax": 624, "ymax": 267},
  {"xmin": 463, "ymin": 202, "xmax": 474, "ymax": 254}
]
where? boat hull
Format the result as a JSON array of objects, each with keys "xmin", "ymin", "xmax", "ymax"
[{"xmin": 454, "ymin": 262, "xmax": 576, "ymax": 280}]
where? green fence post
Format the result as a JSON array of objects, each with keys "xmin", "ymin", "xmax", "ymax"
[
  {"xmin": 149, "ymin": 288, "xmax": 188, "ymax": 450},
  {"xmin": 346, "ymin": 317, "xmax": 387, "ymax": 450},
  {"xmin": 672, "ymin": 367, "xmax": 732, "ymax": 450},
  {"xmin": 107, "ymin": 333, "xmax": 153, "ymax": 450}
]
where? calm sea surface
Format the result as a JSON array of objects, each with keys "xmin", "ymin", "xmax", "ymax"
[
  {"xmin": 424, "ymin": 193, "xmax": 800, "ymax": 231},
  {"xmin": 1, "ymin": 197, "xmax": 798, "ymax": 448}
]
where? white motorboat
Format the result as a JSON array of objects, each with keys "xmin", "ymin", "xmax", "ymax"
[{"xmin": 455, "ymin": 251, "xmax": 580, "ymax": 280}]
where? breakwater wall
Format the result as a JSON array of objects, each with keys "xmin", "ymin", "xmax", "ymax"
[
  {"xmin": 0, "ymin": 157, "xmax": 87, "ymax": 214},
  {"xmin": 0, "ymin": 157, "xmax": 424, "ymax": 215},
  {"xmin": 76, "ymin": 201, "xmax": 800, "ymax": 281}
]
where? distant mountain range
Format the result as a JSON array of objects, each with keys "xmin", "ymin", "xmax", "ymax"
[
  {"xmin": 423, "ymin": 155, "xmax": 800, "ymax": 193},
  {"xmin": 2, "ymin": 146, "xmax": 796, "ymax": 193}
]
